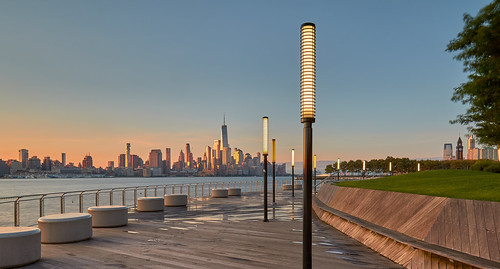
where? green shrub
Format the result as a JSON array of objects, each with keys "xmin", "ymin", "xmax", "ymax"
[
  {"xmin": 471, "ymin": 160, "xmax": 498, "ymax": 172},
  {"xmin": 484, "ymin": 162, "xmax": 500, "ymax": 173}
]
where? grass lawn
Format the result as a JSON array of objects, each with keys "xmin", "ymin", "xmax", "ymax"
[{"xmin": 335, "ymin": 170, "xmax": 500, "ymax": 202}]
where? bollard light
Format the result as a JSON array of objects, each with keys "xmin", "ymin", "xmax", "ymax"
[{"xmin": 300, "ymin": 22, "xmax": 316, "ymax": 269}]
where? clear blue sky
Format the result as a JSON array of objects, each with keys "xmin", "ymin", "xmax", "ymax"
[{"xmin": 0, "ymin": 0, "xmax": 491, "ymax": 167}]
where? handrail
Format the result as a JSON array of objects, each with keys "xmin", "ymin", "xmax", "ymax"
[{"xmin": 0, "ymin": 180, "xmax": 266, "ymax": 227}]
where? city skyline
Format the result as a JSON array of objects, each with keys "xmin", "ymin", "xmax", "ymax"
[{"xmin": 1, "ymin": 1, "xmax": 491, "ymax": 167}]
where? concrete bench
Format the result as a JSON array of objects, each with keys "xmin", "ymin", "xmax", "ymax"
[
  {"xmin": 0, "ymin": 227, "xmax": 41, "ymax": 268},
  {"xmin": 137, "ymin": 197, "xmax": 164, "ymax": 212},
  {"xmin": 164, "ymin": 194, "xmax": 188, "ymax": 207},
  {"xmin": 282, "ymin": 184, "xmax": 293, "ymax": 190},
  {"xmin": 38, "ymin": 213, "xmax": 92, "ymax": 243},
  {"xmin": 212, "ymin": 189, "xmax": 228, "ymax": 198},
  {"xmin": 228, "ymin": 188, "xmax": 242, "ymax": 196},
  {"xmin": 88, "ymin": 205, "xmax": 128, "ymax": 227}
]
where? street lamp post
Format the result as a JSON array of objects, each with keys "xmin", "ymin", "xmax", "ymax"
[
  {"xmin": 300, "ymin": 22, "xmax": 316, "ymax": 269},
  {"xmin": 262, "ymin": 117, "xmax": 269, "ymax": 222},
  {"xmin": 291, "ymin": 149, "xmax": 295, "ymax": 197},
  {"xmin": 314, "ymin": 155, "xmax": 317, "ymax": 193},
  {"xmin": 272, "ymin": 139, "xmax": 276, "ymax": 205},
  {"xmin": 362, "ymin": 160, "xmax": 366, "ymax": 179},
  {"xmin": 337, "ymin": 158, "xmax": 340, "ymax": 181},
  {"xmin": 389, "ymin": 161, "xmax": 392, "ymax": 176},
  {"xmin": 417, "ymin": 162, "xmax": 421, "ymax": 172}
]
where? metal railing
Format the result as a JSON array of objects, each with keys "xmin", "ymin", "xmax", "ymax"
[{"xmin": 0, "ymin": 179, "xmax": 299, "ymax": 227}]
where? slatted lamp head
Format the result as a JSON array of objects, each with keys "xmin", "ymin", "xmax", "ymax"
[{"xmin": 300, "ymin": 22, "xmax": 316, "ymax": 123}]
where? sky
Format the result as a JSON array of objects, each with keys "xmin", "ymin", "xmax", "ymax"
[{"xmin": 0, "ymin": 0, "xmax": 492, "ymax": 168}]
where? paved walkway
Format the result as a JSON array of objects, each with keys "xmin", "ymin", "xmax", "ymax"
[{"xmin": 26, "ymin": 191, "xmax": 401, "ymax": 268}]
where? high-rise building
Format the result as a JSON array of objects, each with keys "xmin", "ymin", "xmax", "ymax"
[
  {"xmin": 467, "ymin": 135, "xmax": 477, "ymax": 160},
  {"xmin": 130, "ymin": 155, "xmax": 143, "ymax": 169},
  {"xmin": 185, "ymin": 143, "xmax": 192, "ymax": 168},
  {"xmin": 27, "ymin": 156, "xmax": 41, "ymax": 170},
  {"xmin": 19, "ymin": 149, "xmax": 28, "ymax": 169},
  {"xmin": 456, "ymin": 137, "xmax": 463, "ymax": 160},
  {"xmin": 149, "ymin": 149, "xmax": 162, "ymax": 168},
  {"xmin": 164, "ymin": 148, "xmax": 171, "ymax": 174},
  {"xmin": 443, "ymin": 144, "xmax": 453, "ymax": 160},
  {"xmin": 233, "ymin": 148, "xmax": 243, "ymax": 165},
  {"xmin": 82, "ymin": 154, "xmax": 93, "ymax": 169},
  {"xmin": 125, "ymin": 143, "xmax": 131, "ymax": 168},
  {"xmin": 205, "ymin": 146, "xmax": 212, "ymax": 170},
  {"xmin": 221, "ymin": 114, "xmax": 229, "ymax": 148},
  {"xmin": 222, "ymin": 147, "xmax": 231, "ymax": 166},
  {"xmin": 61, "ymin": 153, "xmax": 66, "ymax": 167},
  {"xmin": 107, "ymin": 161, "xmax": 114, "ymax": 169},
  {"xmin": 118, "ymin": 154, "xmax": 126, "ymax": 167},
  {"xmin": 213, "ymin": 140, "xmax": 221, "ymax": 165},
  {"xmin": 42, "ymin": 157, "xmax": 52, "ymax": 171}
]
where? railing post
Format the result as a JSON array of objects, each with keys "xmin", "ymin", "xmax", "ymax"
[
  {"xmin": 61, "ymin": 193, "xmax": 65, "ymax": 214},
  {"xmin": 154, "ymin": 186, "xmax": 157, "ymax": 196},
  {"xmin": 96, "ymin": 190, "xmax": 100, "ymax": 206},
  {"xmin": 172, "ymin": 185, "xmax": 175, "ymax": 194},
  {"xmin": 164, "ymin": 185, "xmax": 167, "ymax": 196},
  {"xmin": 40, "ymin": 195, "xmax": 45, "ymax": 217},
  {"xmin": 110, "ymin": 189, "xmax": 114, "ymax": 205},
  {"xmin": 202, "ymin": 183, "xmax": 204, "ymax": 197},
  {"xmin": 144, "ymin": 187, "xmax": 147, "ymax": 197},
  {"xmin": 122, "ymin": 189, "xmax": 126, "ymax": 206},
  {"xmin": 195, "ymin": 184, "xmax": 197, "ymax": 198},
  {"xmin": 14, "ymin": 198, "xmax": 20, "ymax": 227},
  {"xmin": 180, "ymin": 185, "xmax": 183, "ymax": 194},
  {"xmin": 188, "ymin": 184, "xmax": 190, "ymax": 198},
  {"xmin": 134, "ymin": 187, "xmax": 137, "ymax": 208},
  {"xmin": 79, "ymin": 192, "xmax": 84, "ymax": 213}
]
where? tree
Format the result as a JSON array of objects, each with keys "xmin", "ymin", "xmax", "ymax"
[{"xmin": 447, "ymin": 1, "xmax": 500, "ymax": 146}]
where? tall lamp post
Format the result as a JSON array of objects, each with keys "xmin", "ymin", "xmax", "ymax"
[
  {"xmin": 291, "ymin": 149, "xmax": 295, "ymax": 197},
  {"xmin": 300, "ymin": 22, "xmax": 316, "ymax": 269},
  {"xmin": 314, "ymin": 155, "xmax": 317, "ymax": 193},
  {"xmin": 337, "ymin": 158, "xmax": 340, "ymax": 181},
  {"xmin": 262, "ymin": 117, "xmax": 269, "ymax": 222},
  {"xmin": 362, "ymin": 160, "xmax": 366, "ymax": 179},
  {"xmin": 272, "ymin": 139, "xmax": 276, "ymax": 205}
]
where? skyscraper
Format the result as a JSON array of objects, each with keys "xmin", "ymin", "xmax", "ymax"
[
  {"xmin": 221, "ymin": 114, "xmax": 229, "ymax": 149},
  {"xmin": 165, "ymin": 148, "xmax": 171, "ymax": 174},
  {"xmin": 61, "ymin": 153, "xmax": 66, "ymax": 167},
  {"xmin": 467, "ymin": 135, "xmax": 480, "ymax": 160},
  {"xmin": 125, "ymin": 143, "xmax": 131, "ymax": 168},
  {"xmin": 19, "ymin": 149, "xmax": 28, "ymax": 169},
  {"xmin": 205, "ymin": 146, "xmax": 212, "ymax": 170},
  {"xmin": 118, "ymin": 154, "xmax": 126, "ymax": 167},
  {"xmin": 456, "ymin": 137, "xmax": 463, "ymax": 160},
  {"xmin": 443, "ymin": 143, "xmax": 453, "ymax": 160},
  {"xmin": 149, "ymin": 149, "xmax": 162, "ymax": 168},
  {"xmin": 213, "ymin": 140, "xmax": 221, "ymax": 165},
  {"xmin": 82, "ymin": 154, "xmax": 93, "ymax": 169},
  {"xmin": 185, "ymin": 143, "xmax": 191, "ymax": 168}
]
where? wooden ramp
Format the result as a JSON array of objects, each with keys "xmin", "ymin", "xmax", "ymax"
[{"xmin": 314, "ymin": 184, "xmax": 500, "ymax": 268}]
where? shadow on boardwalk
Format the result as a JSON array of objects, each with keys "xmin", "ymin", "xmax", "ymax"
[{"xmin": 27, "ymin": 191, "xmax": 401, "ymax": 268}]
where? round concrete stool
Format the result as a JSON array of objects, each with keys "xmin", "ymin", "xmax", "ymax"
[
  {"xmin": 164, "ymin": 194, "xmax": 188, "ymax": 207},
  {"xmin": 228, "ymin": 188, "xmax": 242, "ymax": 196},
  {"xmin": 137, "ymin": 197, "xmax": 164, "ymax": 212},
  {"xmin": 282, "ymin": 184, "xmax": 293, "ymax": 190},
  {"xmin": 38, "ymin": 213, "xmax": 92, "ymax": 243},
  {"xmin": 294, "ymin": 184, "xmax": 303, "ymax": 190},
  {"xmin": 212, "ymin": 188, "xmax": 228, "ymax": 198},
  {"xmin": 0, "ymin": 227, "xmax": 41, "ymax": 268},
  {"xmin": 88, "ymin": 205, "xmax": 128, "ymax": 227}
]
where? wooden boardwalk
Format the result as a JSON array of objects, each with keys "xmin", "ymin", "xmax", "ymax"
[{"xmin": 25, "ymin": 191, "xmax": 400, "ymax": 268}]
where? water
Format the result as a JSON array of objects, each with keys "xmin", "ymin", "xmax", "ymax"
[{"xmin": 0, "ymin": 176, "xmax": 291, "ymax": 227}]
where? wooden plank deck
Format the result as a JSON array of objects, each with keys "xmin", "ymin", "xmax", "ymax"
[{"xmin": 25, "ymin": 191, "xmax": 400, "ymax": 268}]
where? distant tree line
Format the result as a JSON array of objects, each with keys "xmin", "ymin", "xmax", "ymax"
[{"xmin": 324, "ymin": 156, "xmax": 483, "ymax": 175}]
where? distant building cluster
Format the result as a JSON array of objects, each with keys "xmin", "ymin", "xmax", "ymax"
[
  {"xmin": 443, "ymin": 135, "xmax": 499, "ymax": 161},
  {"xmin": 0, "ymin": 117, "xmax": 287, "ymax": 178}
]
